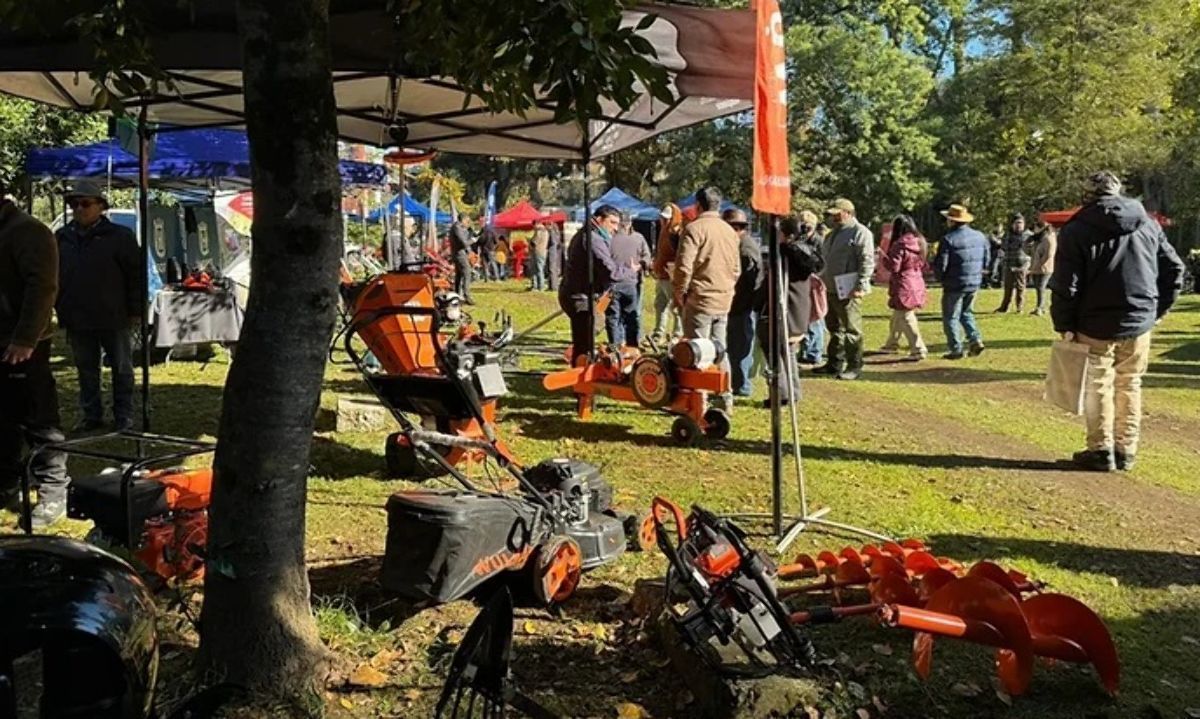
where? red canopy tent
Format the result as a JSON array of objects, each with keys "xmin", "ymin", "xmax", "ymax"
[
  {"xmin": 1040, "ymin": 207, "xmax": 1173, "ymax": 228},
  {"xmin": 491, "ymin": 200, "xmax": 566, "ymax": 230}
]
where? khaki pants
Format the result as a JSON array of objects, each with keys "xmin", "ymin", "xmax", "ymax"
[
  {"xmin": 682, "ymin": 307, "xmax": 733, "ymax": 413},
  {"xmin": 1077, "ymin": 332, "xmax": 1152, "ymax": 455},
  {"xmin": 884, "ymin": 309, "xmax": 926, "ymax": 356}
]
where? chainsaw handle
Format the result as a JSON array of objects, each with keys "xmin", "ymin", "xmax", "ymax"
[{"xmin": 652, "ymin": 496, "xmax": 687, "ymax": 543}]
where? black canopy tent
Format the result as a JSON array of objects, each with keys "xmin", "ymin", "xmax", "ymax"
[{"xmin": 0, "ymin": 1, "xmax": 753, "ymax": 435}]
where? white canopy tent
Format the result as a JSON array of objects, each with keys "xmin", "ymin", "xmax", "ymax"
[{"xmin": 0, "ymin": 4, "xmax": 753, "ymax": 159}]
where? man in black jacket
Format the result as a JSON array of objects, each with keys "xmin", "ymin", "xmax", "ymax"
[
  {"xmin": 1050, "ymin": 171, "xmax": 1185, "ymax": 472},
  {"xmin": 449, "ymin": 214, "xmax": 476, "ymax": 304},
  {"xmin": 2, "ymin": 187, "xmax": 71, "ymax": 527},
  {"xmin": 56, "ymin": 181, "xmax": 141, "ymax": 433},
  {"xmin": 724, "ymin": 209, "xmax": 760, "ymax": 397},
  {"xmin": 559, "ymin": 205, "xmax": 636, "ymax": 363}
]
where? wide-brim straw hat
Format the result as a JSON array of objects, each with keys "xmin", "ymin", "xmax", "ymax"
[{"xmin": 940, "ymin": 204, "xmax": 975, "ymax": 223}]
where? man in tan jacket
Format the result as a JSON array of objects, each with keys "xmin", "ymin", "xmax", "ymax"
[
  {"xmin": 672, "ymin": 187, "xmax": 741, "ymax": 413},
  {"xmin": 1028, "ymin": 219, "xmax": 1057, "ymax": 316}
]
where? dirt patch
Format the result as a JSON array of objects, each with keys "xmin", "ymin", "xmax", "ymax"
[{"xmin": 809, "ymin": 380, "xmax": 1200, "ymax": 553}]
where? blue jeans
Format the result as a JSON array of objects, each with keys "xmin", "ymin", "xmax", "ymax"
[
  {"xmin": 604, "ymin": 282, "xmax": 641, "ymax": 347},
  {"xmin": 801, "ymin": 319, "xmax": 825, "ymax": 364},
  {"xmin": 68, "ymin": 328, "xmax": 135, "ymax": 425},
  {"xmin": 941, "ymin": 290, "xmax": 982, "ymax": 354},
  {"xmin": 727, "ymin": 310, "xmax": 756, "ymax": 396},
  {"xmin": 531, "ymin": 252, "xmax": 547, "ymax": 290}
]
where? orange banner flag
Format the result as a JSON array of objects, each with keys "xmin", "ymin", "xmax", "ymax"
[{"xmin": 751, "ymin": 0, "xmax": 791, "ymax": 216}]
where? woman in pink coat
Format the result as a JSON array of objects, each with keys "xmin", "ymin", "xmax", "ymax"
[{"xmin": 879, "ymin": 214, "xmax": 928, "ymax": 360}]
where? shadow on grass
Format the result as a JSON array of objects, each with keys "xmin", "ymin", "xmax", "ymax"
[{"xmin": 926, "ymin": 534, "xmax": 1200, "ymax": 589}]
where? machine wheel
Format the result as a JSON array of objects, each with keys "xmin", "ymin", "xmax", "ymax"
[
  {"xmin": 531, "ymin": 535, "xmax": 583, "ymax": 605},
  {"xmin": 703, "ymin": 408, "xmax": 732, "ymax": 440},
  {"xmin": 385, "ymin": 433, "xmax": 449, "ymax": 479},
  {"xmin": 630, "ymin": 356, "xmax": 674, "ymax": 409},
  {"xmin": 671, "ymin": 416, "xmax": 703, "ymax": 447},
  {"xmin": 624, "ymin": 510, "xmax": 657, "ymax": 553}
]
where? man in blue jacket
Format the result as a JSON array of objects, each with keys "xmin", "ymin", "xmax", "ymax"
[
  {"xmin": 934, "ymin": 204, "xmax": 989, "ymax": 360},
  {"xmin": 55, "ymin": 182, "xmax": 141, "ymax": 433},
  {"xmin": 559, "ymin": 205, "xmax": 636, "ymax": 363},
  {"xmin": 1051, "ymin": 171, "xmax": 1184, "ymax": 472}
]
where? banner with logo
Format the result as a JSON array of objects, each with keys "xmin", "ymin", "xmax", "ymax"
[{"xmin": 751, "ymin": 0, "xmax": 791, "ymax": 216}]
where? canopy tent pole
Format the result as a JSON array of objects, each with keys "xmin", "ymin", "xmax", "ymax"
[
  {"xmin": 766, "ymin": 215, "xmax": 783, "ymax": 537},
  {"xmin": 137, "ymin": 107, "xmax": 152, "ymax": 432},
  {"xmin": 582, "ymin": 124, "xmax": 595, "ymax": 363},
  {"xmin": 398, "ymin": 168, "xmax": 406, "ymax": 268}
]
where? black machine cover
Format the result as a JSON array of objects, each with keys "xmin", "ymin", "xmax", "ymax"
[{"xmin": 382, "ymin": 491, "xmax": 541, "ymax": 604}]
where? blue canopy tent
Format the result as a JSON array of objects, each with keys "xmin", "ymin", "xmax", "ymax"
[
  {"xmin": 361, "ymin": 192, "xmax": 451, "ymax": 224},
  {"xmin": 588, "ymin": 187, "xmax": 661, "ymax": 221},
  {"xmin": 25, "ymin": 127, "xmax": 386, "ymax": 188}
]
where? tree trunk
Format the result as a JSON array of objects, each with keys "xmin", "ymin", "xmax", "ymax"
[{"xmin": 197, "ymin": 0, "xmax": 339, "ymax": 703}]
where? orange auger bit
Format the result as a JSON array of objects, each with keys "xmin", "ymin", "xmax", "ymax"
[{"xmin": 650, "ymin": 498, "xmax": 1121, "ymax": 699}]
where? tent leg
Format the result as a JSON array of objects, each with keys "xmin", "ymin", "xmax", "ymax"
[
  {"xmin": 138, "ymin": 107, "xmax": 152, "ymax": 432},
  {"xmin": 581, "ymin": 127, "xmax": 594, "ymax": 363}
]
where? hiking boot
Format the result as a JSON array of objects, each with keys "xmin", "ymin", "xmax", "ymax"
[
  {"xmin": 1031, "ymin": 308, "xmax": 1045, "ymax": 316},
  {"xmin": 836, "ymin": 366, "xmax": 862, "ymax": 381},
  {"xmin": 942, "ymin": 351, "xmax": 964, "ymax": 360},
  {"xmin": 909, "ymin": 348, "xmax": 928, "ymax": 361},
  {"xmin": 968, "ymin": 342, "xmax": 986, "ymax": 357},
  {"xmin": 22, "ymin": 499, "xmax": 67, "ymax": 531},
  {"xmin": 1072, "ymin": 449, "xmax": 1115, "ymax": 472},
  {"xmin": 1115, "ymin": 449, "xmax": 1136, "ymax": 471},
  {"xmin": 72, "ymin": 418, "xmax": 105, "ymax": 434},
  {"xmin": 812, "ymin": 363, "xmax": 841, "ymax": 376},
  {"xmin": 877, "ymin": 344, "xmax": 900, "ymax": 355}
]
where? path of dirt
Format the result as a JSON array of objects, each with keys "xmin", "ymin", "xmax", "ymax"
[{"xmin": 808, "ymin": 379, "xmax": 1200, "ymax": 556}]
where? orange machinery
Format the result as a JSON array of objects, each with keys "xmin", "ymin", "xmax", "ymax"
[
  {"xmin": 346, "ymin": 271, "xmax": 516, "ymax": 477},
  {"xmin": 543, "ymin": 338, "xmax": 733, "ymax": 446}
]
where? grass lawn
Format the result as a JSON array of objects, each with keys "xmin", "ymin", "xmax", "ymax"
[{"xmin": 5, "ymin": 279, "xmax": 1199, "ymax": 718}]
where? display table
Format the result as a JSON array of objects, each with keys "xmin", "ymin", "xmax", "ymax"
[{"xmin": 151, "ymin": 288, "xmax": 244, "ymax": 349}]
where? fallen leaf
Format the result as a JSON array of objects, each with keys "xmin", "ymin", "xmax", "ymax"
[
  {"xmin": 995, "ymin": 688, "xmax": 1012, "ymax": 707},
  {"xmin": 523, "ymin": 620, "xmax": 537, "ymax": 635},
  {"xmin": 856, "ymin": 709, "xmax": 871, "ymax": 719},
  {"xmin": 616, "ymin": 701, "xmax": 650, "ymax": 719},
  {"xmin": 620, "ymin": 671, "xmax": 640, "ymax": 684},
  {"xmin": 368, "ymin": 648, "xmax": 403, "ymax": 668},
  {"xmin": 339, "ymin": 697, "xmax": 354, "ymax": 710},
  {"xmin": 872, "ymin": 695, "xmax": 888, "ymax": 713},
  {"xmin": 348, "ymin": 663, "xmax": 388, "ymax": 688},
  {"xmin": 804, "ymin": 707, "xmax": 821, "ymax": 719},
  {"xmin": 871, "ymin": 643, "xmax": 893, "ymax": 657},
  {"xmin": 594, "ymin": 624, "xmax": 609, "ymax": 641},
  {"xmin": 1183, "ymin": 636, "xmax": 1200, "ymax": 647},
  {"xmin": 1184, "ymin": 708, "xmax": 1200, "ymax": 719},
  {"xmin": 1109, "ymin": 576, "xmax": 1120, "ymax": 587},
  {"xmin": 951, "ymin": 682, "xmax": 982, "ymax": 698}
]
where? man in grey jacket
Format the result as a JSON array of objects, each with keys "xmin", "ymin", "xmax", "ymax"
[{"xmin": 815, "ymin": 198, "xmax": 874, "ymax": 380}]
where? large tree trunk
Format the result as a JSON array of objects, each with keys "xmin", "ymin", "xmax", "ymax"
[{"xmin": 197, "ymin": 0, "xmax": 340, "ymax": 702}]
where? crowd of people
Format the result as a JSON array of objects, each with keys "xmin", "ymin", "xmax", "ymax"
[{"xmin": 541, "ymin": 174, "xmax": 1186, "ymax": 473}]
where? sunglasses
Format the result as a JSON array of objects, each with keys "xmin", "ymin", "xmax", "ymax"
[{"xmin": 68, "ymin": 198, "xmax": 101, "ymax": 209}]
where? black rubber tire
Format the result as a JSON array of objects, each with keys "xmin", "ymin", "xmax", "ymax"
[
  {"xmin": 384, "ymin": 433, "xmax": 449, "ymax": 479},
  {"xmin": 670, "ymin": 416, "xmax": 703, "ymax": 447},
  {"xmin": 703, "ymin": 408, "xmax": 731, "ymax": 440}
]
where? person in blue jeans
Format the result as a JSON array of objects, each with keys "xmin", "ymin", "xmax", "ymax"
[
  {"xmin": 933, "ymin": 204, "xmax": 990, "ymax": 360},
  {"xmin": 55, "ymin": 182, "xmax": 142, "ymax": 432},
  {"xmin": 605, "ymin": 214, "xmax": 652, "ymax": 347},
  {"xmin": 723, "ymin": 209, "xmax": 760, "ymax": 396}
]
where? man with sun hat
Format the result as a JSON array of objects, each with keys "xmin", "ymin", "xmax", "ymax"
[{"xmin": 934, "ymin": 203, "xmax": 990, "ymax": 360}]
